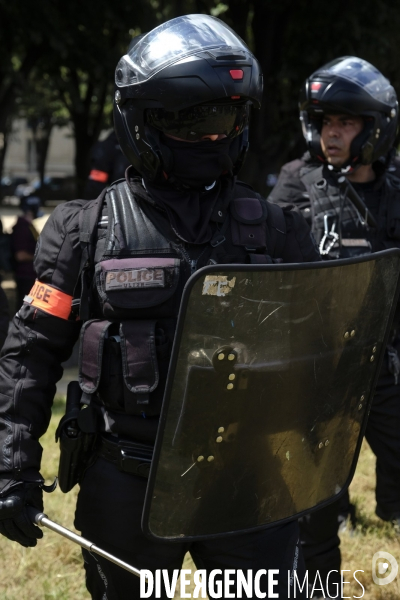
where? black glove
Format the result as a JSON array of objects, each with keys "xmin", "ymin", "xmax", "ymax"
[{"xmin": 0, "ymin": 483, "xmax": 43, "ymax": 547}]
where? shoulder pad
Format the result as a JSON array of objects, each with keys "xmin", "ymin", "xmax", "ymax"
[
  {"xmin": 282, "ymin": 158, "xmax": 307, "ymax": 175},
  {"xmin": 230, "ymin": 196, "xmax": 267, "ymax": 224},
  {"xmin": 299, "ymin": 162, "xmax": 323, "ymax": 179},
  {"xmin": 106, "ymin": 177, "xmax": 125, "ymax": 190}
]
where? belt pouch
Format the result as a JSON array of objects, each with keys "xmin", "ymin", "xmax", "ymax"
[
  {"xmin": 79, "ymin": 319, "xmax": 113, "ymax": 399},
  {"xmin": 120, "ymin": 320, "xmax": 159, "ymax": 413},
  {"xmin": 230, "ymin": 197, "xmax": 267, "ymax": 250}
]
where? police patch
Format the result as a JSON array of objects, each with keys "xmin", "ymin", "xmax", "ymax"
[{"xmin": 105, "ymin": 268, "xmax": 165, "ymax": 290}]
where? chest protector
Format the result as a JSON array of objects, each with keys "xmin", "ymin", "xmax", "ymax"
[
  {"xmin": 77, "ymin": 179, "xmax": 287, "ymax": 423},
  {"xmin": 300, "ymin": 164, "xmax": 400, "ymax": 258}
]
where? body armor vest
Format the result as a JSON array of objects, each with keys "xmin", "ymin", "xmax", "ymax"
[
  {"xmin": 300, "ymin": 164, "xmax": 400, "ymax": 258},
  {"xmin": 76, "ymin": 179, "xmax": 287, "ymax": 440}
]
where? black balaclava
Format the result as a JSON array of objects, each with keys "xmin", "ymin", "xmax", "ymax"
[
  {"xmin": 144, "ymin": 134, "xmax": 235, "ymax": 244},
  {"xmin": 159, "ymin": 134, "xmax": 234, "ymax": 189}
]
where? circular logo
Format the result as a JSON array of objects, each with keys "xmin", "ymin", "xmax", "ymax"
[{"xmin": 372, "ymin": 551, "xmax": 398, "ymax": 586}]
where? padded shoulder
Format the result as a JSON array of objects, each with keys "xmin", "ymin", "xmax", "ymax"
[{"xmin": 34, "ymin": 199, "xmax": 97, "ymax": 295}]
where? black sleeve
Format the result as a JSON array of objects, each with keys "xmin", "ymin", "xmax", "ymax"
[
  {"xmin": 281, "ymin": 205, "xmax": 321, "ymax": 263},
  {"xmin": 0, "ymin": 200, "xmax": 89, "ymax": 494},
  {"xmin": 267, "ymin": 159, "xmax": 311, "ymax": 212}
]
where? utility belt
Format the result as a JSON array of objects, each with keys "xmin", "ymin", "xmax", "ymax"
[
  {"xmin": 98, "ymin": 434, "xmax": 153, "ymax": 479},
  {"xmin": 57, "ymin": 381, "xmax": 156, "ymax": 493}
]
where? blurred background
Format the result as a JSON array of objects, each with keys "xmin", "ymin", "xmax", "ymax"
[{"xmin": 2, "ymin": 0, "xmax": 400, "ymax": 202}]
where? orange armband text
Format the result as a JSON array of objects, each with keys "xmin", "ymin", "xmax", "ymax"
[{"xmin": 24, "ymin": 282, "xmax": 73, "ymax": 320}]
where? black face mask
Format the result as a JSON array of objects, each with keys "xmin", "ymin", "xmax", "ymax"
[{"xmin": 159, "ymin": 135, "xmax": 234, "ymax": 190}]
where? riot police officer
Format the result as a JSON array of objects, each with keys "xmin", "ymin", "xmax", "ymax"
[
  {"xmin": 268, "ymin": 56, "xmax": 400, "ymax": 597},
  {"xmin": 0, "ymin": 15, "xmax": 319, "ymax": 599}
]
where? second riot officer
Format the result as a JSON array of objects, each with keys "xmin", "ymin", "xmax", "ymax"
[
  {"xmin": 0, "ymin": 15, "xmax": 319, "ymax": 599},
  {"xmin": 269, "ymin": 56, "xmax": 400, "ymax": 598}
]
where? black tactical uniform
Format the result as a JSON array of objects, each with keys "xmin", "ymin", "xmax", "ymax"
[
  {"xmin": 0, "ymin": 16, "xmax": 319, "ymax": 599},
  {"xmin": 269, "ymin": 56, "xmax": 400, "ymax": 596},
  {"xmin": 84, "ymin": 130, "xmax": 131, "ymax": 199}
]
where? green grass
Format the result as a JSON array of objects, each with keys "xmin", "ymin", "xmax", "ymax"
[
  {"xmin": 1, "ymin": 397, "xmax": 400, "ymax": 598},
  {"xmin": 0, "ymin": 397, "xmax": 88, "ymax": 599}
]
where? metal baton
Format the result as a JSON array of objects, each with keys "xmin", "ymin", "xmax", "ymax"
[{"xmin": 28, "ymin": 507, "xmax": 142, "ymax": 578}]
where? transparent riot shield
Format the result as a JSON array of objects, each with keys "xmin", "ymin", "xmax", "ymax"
[{"xmin": 143, "ymin": 250, "xmax": 400, "ymax": 540}]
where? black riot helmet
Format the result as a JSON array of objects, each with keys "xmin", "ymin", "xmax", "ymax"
[
  {"xmin": 299, "ymin": 56, "xmax": 398, "ymax": 171},
  {"xmin": 113, "ymin": 14, "xmax": 263, "ymax": 183}
]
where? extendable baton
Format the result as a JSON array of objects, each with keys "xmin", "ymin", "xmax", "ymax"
[{"xmin": 28, "ymin": 507, "xmax": 143, "ymax": 578}]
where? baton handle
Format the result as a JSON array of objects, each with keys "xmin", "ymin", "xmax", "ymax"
[{"xmin": 27, "ymin": 506, "xmax": 142, "ymax": 578}]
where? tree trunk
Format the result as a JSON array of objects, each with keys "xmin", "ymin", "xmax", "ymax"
[
  {"xmin": 35, "ymin": 121, "xmax": 54, "ymax": 187},
  {"xmin": 226, "ymin": 0, "xmax": 251, "ymax": 42},
  {"xmin": 72, "ymin": 115, "xmax": 95, "ymax": 198},
  {"xmin": 239, "ymin": 0, "xmax": 294, "ymax": 194},
  {"xmin": 0, "ymin": 129, "xmax": 8, "ymax": 183},
  {"xmin": 0, "ymin": 44, "xmax": 44, "ymax": 142}
]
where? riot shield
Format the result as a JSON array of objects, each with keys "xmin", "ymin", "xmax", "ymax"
[{"xmin": 143, "ymin": 250, "xmax": 400, "ymax": 540}]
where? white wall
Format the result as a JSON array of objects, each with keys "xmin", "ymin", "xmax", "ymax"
[{"xmin": 3, "ymin": 119, "xmax": 75, "ymax": 178}]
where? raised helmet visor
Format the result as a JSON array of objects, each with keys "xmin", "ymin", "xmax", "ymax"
[{"xmin": 115, "ymin": 14, "xmax": 250, "ymax": 87}]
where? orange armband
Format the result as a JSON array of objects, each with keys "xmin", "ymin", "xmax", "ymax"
[
  {"xmin": 89, "ymin": 169, "xmax": 108, "ymax": 183},
  {"xmin": 24, "ymin": 282, "xmax": 73, "ymax": 320}
]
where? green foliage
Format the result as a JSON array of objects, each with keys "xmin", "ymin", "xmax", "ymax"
[
  {"xmin": 2, "ymin": 0, "xmax": 400, "ymax": 192},
  {"xmin": 223, "ymin": 0, "xmax": 400, "ymax": 191}
]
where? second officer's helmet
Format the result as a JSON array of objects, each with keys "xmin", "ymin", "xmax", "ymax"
[
  {"xmin": 113, "ymin": 14, "xmax": 263, "ymax": 183},
  {"xmin": 299, "ymin": 56, "xmax": 398, "ymax": 170}
]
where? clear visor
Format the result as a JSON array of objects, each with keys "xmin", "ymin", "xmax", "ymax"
[
  {"xmin": 116, "ymin": 14, "xmax": 249, "ymax": 87},
  {"xmin": 319, "ymin": 57, "xmax": 396, "ymax": 105}
]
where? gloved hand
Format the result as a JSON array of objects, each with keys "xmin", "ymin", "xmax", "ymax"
[{"xmin": 0, "ymin": 483, "xmax": 43, "ymax": 547}]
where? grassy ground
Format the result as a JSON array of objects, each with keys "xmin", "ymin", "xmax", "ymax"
[{"xmin": 0, "ymin": 397, "xmax": 399, "ymax": 599}]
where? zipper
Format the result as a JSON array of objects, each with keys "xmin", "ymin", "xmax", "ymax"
[{"xmin": 176, "ymin": 243, "xmax": 197, "ymax": 274}]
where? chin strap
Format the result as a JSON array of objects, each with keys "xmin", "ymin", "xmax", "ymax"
[{"xmin": 327, "ymin": 163, "xmax": 358, "ymax": 176}]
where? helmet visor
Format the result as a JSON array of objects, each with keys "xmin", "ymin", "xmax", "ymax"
[
  {"xmin": 317, "ymin": 57, "xmax": 396, "ymax": 105},
  {"xmin": 116, "ymin": 14, "xmax": 250, "ymax": 87},
  {"xmin": 146, "ymin": 103, "xmax": 249, "ymax": 141}
]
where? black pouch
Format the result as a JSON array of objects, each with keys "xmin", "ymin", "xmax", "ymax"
[
  {"xmin": 230, "ymin": 196, "xmax": 267, "ymax": 250},
  {"xmin": 120, "ymin": 320, "xmax": 159, "ymax": 411},
  {"xmin": 95, "ymin": 257, "xmax": 181, "ymax": 319},
  {"xmin": 79, "ymin": 318, "xmax": 169, "ymax": 417},
  {"xmin": 98, "ymin": 331, "xmax": 125, "ymax": 411},
  {"xmin": 55, "ymin": 381, "xmax": 98, "ymax": 493}
]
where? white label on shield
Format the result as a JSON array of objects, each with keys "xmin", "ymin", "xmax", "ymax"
[
  {"xmin": 202, "ymin": 275, "xmax": 236, "ymax": 297},
  {"xmin": 105, "ymin": 268, "xmax": 165, "ymax": 290}
]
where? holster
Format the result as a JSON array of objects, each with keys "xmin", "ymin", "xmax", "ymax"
[{"xmin": 55, "ymin": 381, "xmax": 98, "ymax": 493}]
